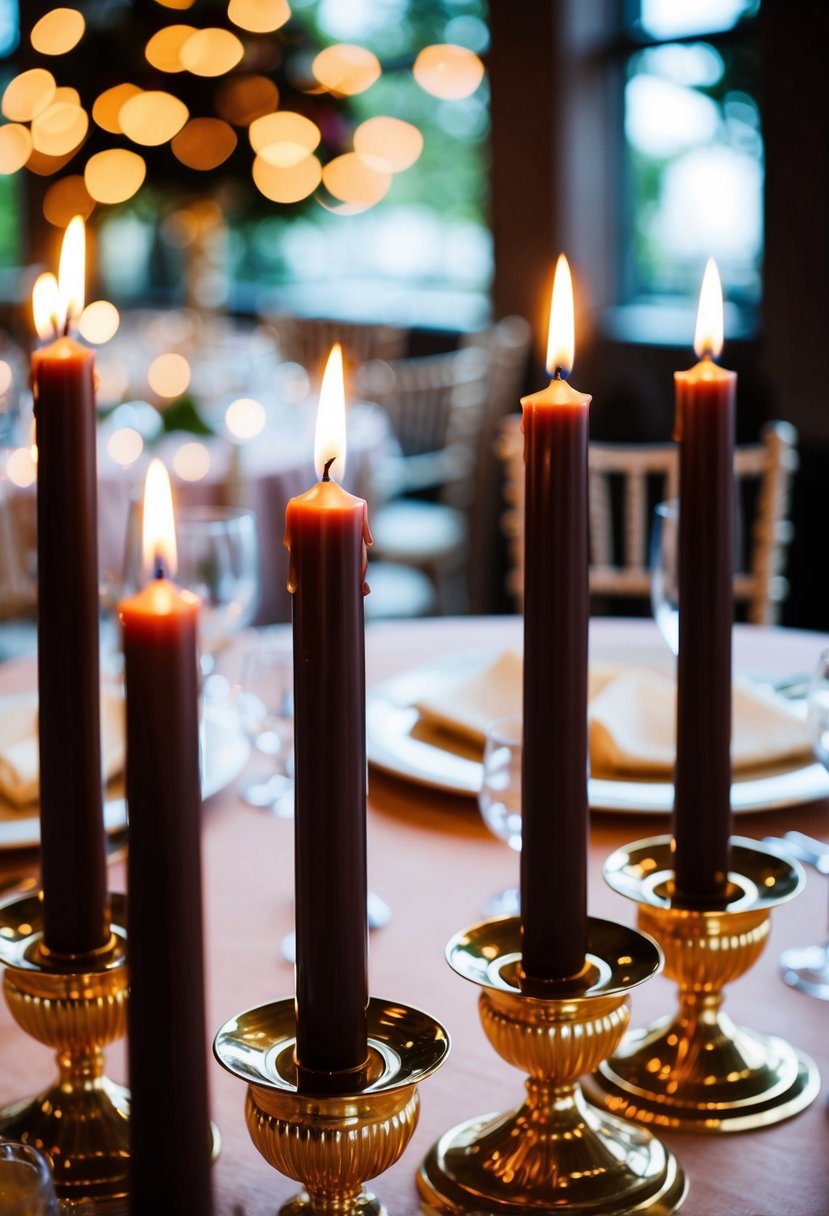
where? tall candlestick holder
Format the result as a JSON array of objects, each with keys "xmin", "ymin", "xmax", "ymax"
[
  {"xmin": 0, "ymin": 890, "xmax": 130, "ymax": 1210},
  {"xmin": 584, "ymin": 836, "xmax": 820, "ymax": 1132},
  {"xmin": 214, "ymin": 995, "xmax": 450, "ymax": 1216},
  {"xmin": 417, "ymin": 915, "xmax": 686, "ymax": 1215}
]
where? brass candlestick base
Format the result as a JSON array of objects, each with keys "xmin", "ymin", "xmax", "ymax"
[
  {"xmin": 215, "ymin": 996, "xmax": 450, "ymax": 1216},
  {"xmin": 584, "ymin": 836, "xmax": 820, "ymax": 1133},
  {"xmin": 0, "ymin": 892, "xmax": 130, "ymax": 1209},
  {"xmin": 418, "ymin": 916, "xmax": 686, "ymax": 1215}
]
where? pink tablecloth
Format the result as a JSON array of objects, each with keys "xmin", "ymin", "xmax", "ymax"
[{"xmin": 0, "ymin": 617, "xmax": 827, "ymax": 1216}]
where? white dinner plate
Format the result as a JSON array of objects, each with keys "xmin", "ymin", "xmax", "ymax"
[
  {"xmin": 0, "ymin": 700, "xmax": 249, "ymax": 850},
  {"xmin": 366, "ymin": 645, "xmax": 829, "ymax": 814}
]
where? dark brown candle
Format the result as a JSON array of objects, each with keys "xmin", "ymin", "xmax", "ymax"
[
  {"xmin": 284, "ymin": 344, "xmax": 370, "ymax": 1076},
  {"xmin": 31, "ymin": 221, "xmax": 109, "ymax": 958},
  {"xmin": 519, "ymin": 256, "xmax": 590, "ymax": 983},
  {"xmin": 119, "ymin": 460, "xmax": 212, "ymax": 1216},
  {"xmin": 673, "ymin": 259, "xmax": 735, "ymax": 902}
]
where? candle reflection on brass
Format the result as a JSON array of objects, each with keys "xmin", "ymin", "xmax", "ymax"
[
  {"xmin": 215, "ymin": 996, "xmax": 449, "ymax": 1216},
  {"xmin": 418, "ymin": 916, "xmax": 686, "ymax": 1215},
  {"xmin": 0, "ymin": 891, "xmax": 130, "ymax": 1209},
  {"xmin": 585, "ymin": 836, "xmax": 820, "ymax": 1132}
]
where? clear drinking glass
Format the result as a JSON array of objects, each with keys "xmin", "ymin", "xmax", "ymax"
[
  {"xmin": 650, "ymin": 499, "xmax": 680, "ymax": 655},
  {"xmin": 778, "ymin": 647, "xmax": 829, "ymax": 999},
  {"xmin": 237, "ymin": 646, "xmax": 295, "ymax": 817},
  {"xmin": 123, "ymin": 499, "xmax": 261, "ymax": 672},
  {"xmin": 477, "ymin": 715, "xmax": 522, "ymax": 917},
  {"xmin": 0, "ymin": 1142, "xmax": 58, "ymax": 1215},
  {"xmin": 175, "ymin": 507, "xmax": 261, "ymax": 661}
]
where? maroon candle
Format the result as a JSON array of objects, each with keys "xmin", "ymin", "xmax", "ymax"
[
  {"xmin": 673, "ymin": 259, "xmax": 735, "ymax": 902},
  {"xmin": 519, "ymin": 256, "xmax": 590, "ymax": 983},
  {"xmin": 31, "ymin": 219, "xmax": 109, "ymax": 958},
  {"xmin": 284, "ymin": 344, "xmax": 370, "ymax": 1077},
  {"xmin": 119, "ymin": 460, "xmax": 212, "ymax": 1216}
]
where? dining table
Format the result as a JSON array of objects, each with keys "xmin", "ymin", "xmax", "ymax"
[{"xmin": 0, "ymin": 614, "xmax": 827, "ymax": 1216}]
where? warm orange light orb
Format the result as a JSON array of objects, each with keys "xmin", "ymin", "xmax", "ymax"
[
  {"xmin": 148, "ymin": 352, "xmax": 191, "ymax": 399},
  {"xmin": 173, "ymin": 441, "xmax": 211, "ymax": 482},
  {"xmin": 226, "ymin": 396, "xmax": 266, "ymax": 440}
]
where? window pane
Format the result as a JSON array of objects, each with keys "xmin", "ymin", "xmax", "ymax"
[
  {"xmin": 623, "ymin": 40, "xmax": 763, "ymax": 304},
  {"xmin": 0, "ymin": 0, "xmax": 17, "ymax": 57},
  {"xmin": 638, "ymin": 0, "xmax": 759, "ymax": 41}
]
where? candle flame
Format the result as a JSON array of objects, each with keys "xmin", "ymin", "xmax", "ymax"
[
  {"xmin": 32, "ymin": 216, "xmax": 86, "ymax": 338},
  {"xmin": 314, "ymin": 343, "xmax": 347, "ymax": 481},
  {"xmin": 694, "ymin": 257, "xmax": 724, "ymax": 360},
  {"xmin": 142, "ymin": 457, "xmax": 178, "ymax": 579},
  {"xmin": 32, "ymin": 273, "xmax": 61, "ymax": 341},
  {"xmin": 58, "ymin": 215, "xmax": 85, "ymax": 327},
  {"xmin": 545, "ymin": 254, "xmax": 575, "ymax": 378}
]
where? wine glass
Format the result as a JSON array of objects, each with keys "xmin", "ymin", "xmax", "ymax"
[
  {"xmin": 0, "ymin": 1142, "xmax": 58, "ymax": 1215},
  {"xmin": 237, "ymin": 646, "xmax": 295, "ymax": 817},
  {"xmin": 123, "ymin": 499, "xmax": 261, "ymax": 674},
  {"xmin": 478, "ymin": 715, "xmax": 522, "ymax": 917},
  {"xmin": 650, "ymin": 499, "xmax": 680, "ymax": 655},
  {"xmin": 777, "ymin": 647, "xmax": 829, "ymax": 999},
  {"xmin": 176, "ymin": 507, "xmax": 261, "ymax": 666}
]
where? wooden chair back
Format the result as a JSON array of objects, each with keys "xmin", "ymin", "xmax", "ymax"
[
  {"xmin": 267, "ymin": 315, "xmax": 407, "ymax": 380},
  {"xmin": 498, "ymin": 419, "xmax": 798, "ymax": 624},
  {"xmin": 357, "ymin": 347, "xmax": 491, "ymax": 507}
]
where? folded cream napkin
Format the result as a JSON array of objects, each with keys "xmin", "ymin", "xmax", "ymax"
[
  {"xmin": 588, "ymin": 670, "xmax": 811, "ymax": 777},
  {"xmin": 415, "ymin": 651, "xmax": 812, "ymax": 777},
  {"xmin": 0, "ymin": 689, "xmax": 125, "ymax": 808},
  {"xmin": 413, "ymin": 650, "xmax": 626, "ymax": 745}
]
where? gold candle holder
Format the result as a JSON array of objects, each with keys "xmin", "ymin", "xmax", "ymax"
[
  {"xmin": 0, "ymin": 891, "xmax": 130, "ymax": 1210},
  {"xmin": 214, "ymin": 995, "xmax": 450, "ymax": 1216},
  {"xmin": 584, "ymin": 836, "xmax": 821, "ymax": 1133},
  {"xmin": 418, "ymin": 915, "xmax": 686, "ymax": 1215}
]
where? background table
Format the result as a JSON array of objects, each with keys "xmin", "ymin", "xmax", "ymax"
[
  {"xmin": 5, "ymin": 400, "xmax": 389, "ymax": 626},
  {"xmin": 0, "ymin": 617, "xmax": 827, "ymax": 1215}
]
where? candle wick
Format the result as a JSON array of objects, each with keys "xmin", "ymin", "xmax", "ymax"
[
  {"xmin": 322, "ymin": 457, "xmax": 335, "ymax": 482},
  {"xmin": 153, "ymin": 557, "xmax": 166, "ymax": 580},
  {"xmin": 62, "ymin": 313, "xmax": 71, "ymax": 339},
  {"xmin": 554, "ymin": 367, "xmax": 569, "ymax": 381}
]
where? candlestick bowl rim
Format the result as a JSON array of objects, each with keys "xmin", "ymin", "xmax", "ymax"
[
  {"xmin": 445, "ymin": 915, "xmax": 661, "ymax": 1001},
  {"xmin": 603, "ymin": 834, "xmax": 805, "ymax": 913},
  {"xmin": 214, "ymin": 995, "xmax": 450, "ymax": 1097},
  {"xmin": 0, "ymin": 891, "xmax": 126, "ymax": 974}
]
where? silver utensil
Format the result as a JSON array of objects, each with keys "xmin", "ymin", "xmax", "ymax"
[
  {"xmin": 764, "ymin": 831, "xmax": 829, "ymax": 1000},
  {"xmin": 763, "ymin": 832, "xmax": 829, "ymax": 873}
]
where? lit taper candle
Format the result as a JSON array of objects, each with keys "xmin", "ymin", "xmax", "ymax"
[
  {"xmin": 673, "ymin": 259, "xmax": 735, "ymax": 902},
  {"xmin": 519, "ymin": 256, "xmax": 590, "ymax": 982},
  {"xmin": 284, "ymin": 345, "xmax": 371, "ymax": 1076},
  {"xmin": 119, "ymin": 459, "xmax": 213, "ymax": 1215},
  {"xmin": 32, "ymin": 217, "xmax": 109, "ymax": 958}
]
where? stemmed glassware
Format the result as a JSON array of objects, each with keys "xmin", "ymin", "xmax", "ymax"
[
  {"xmin": 172, "ymin": 506, "xmax": 261, "ymax": 669},
  {"xmin": 0, "ymin": 1142, "xmax": 58, "ymax": 1215},
  {"xmin": 650, "ymin": 499, "xmax": 680, "ymax": 655},
  {"xmin": 237, "ymin": 646, "xmax": 295, "ymax": 817},
  {"xmin": 477, "ymin": 715, "xmax": 522, "ymax": 917},
  {"xmin": 122, "ymin": 498, "xmax": 261, "ymax": 676},
  {"xmin": 776, "ymin": 647, "xmax": 829, "ymax": 999}
]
